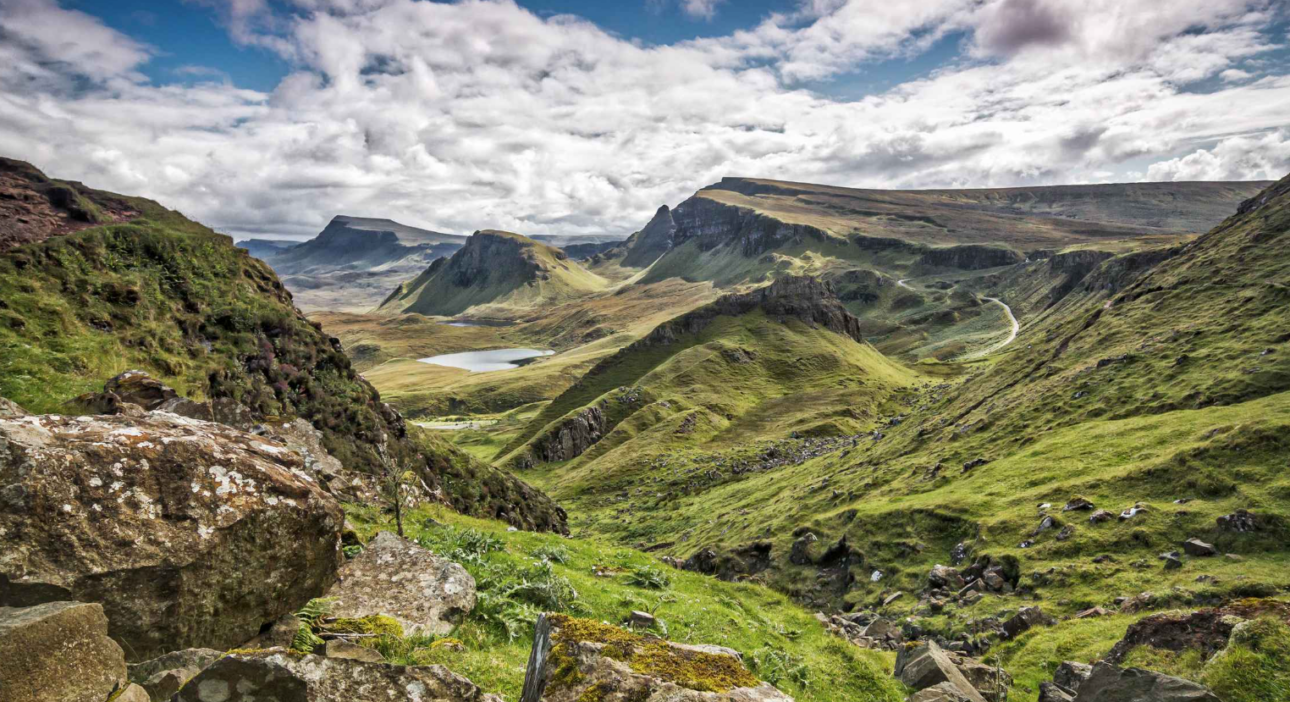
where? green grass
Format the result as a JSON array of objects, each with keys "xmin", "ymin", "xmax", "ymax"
[{"xmin": 344, "ymin": 504, "xmax": 907, "ymax": 702}]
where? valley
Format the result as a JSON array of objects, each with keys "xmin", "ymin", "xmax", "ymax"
[{"xmin": 2, "ymin": 157, "xmax": 1286, "ymax": 702}]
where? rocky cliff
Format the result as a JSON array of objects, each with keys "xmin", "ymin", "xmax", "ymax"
[{"xmin": 270, "ymin": 216, "xmax": 461, "ymax": 275}]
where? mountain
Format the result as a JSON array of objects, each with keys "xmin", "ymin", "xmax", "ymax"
[
  {"xmin": 235, "ymin": 238, "xmax": 295, "ymax": 260},
  {"xmin": 252, "ymin": 215, "xmax": 465, "ymax": 313},
  {"xmin": 378, "ymin": 229, "xmax": 608, "ymax": 317},
  {"xmin": 617, "ymin": 177, "xmax": 1270, "ymax": 285},
  {"xmin": 0, "ymin": 156, "xmax": 566, "ymax": 533}
]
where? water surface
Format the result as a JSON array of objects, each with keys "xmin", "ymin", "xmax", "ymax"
[{"xmin": 418, "ymin": 348, "xmax": 554, "ymax": 372}]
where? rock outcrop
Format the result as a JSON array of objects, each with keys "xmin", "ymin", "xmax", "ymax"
[
  {"xmin": 325, "ymin": 532, "xmax": 476, "ymax": 636},
  {"xmin": 175, "ymin": 650, "xmax": 500, "ymax": 702},
  {"xmin": 529, "ymin": 405, "xmax": 607, "ymax": 464},
  {"xmin": 521, "ymin": 613, "xmax": 790, "ymax": 702},
  {"xmin": 128, "ymin": 648, "xmax": 224, "ymax": 702},
  {"xmin": 622, "ymin": 205, "xmax": 678, "ymax": 268},
  {"xmin": 1069, "ymin": 662, "xmax": 1220, "ymax": 701},
  {"xmin": 0, "ymin": 601, "xmax": 128, "ymax": 702},
  {"xmin": 916, "ymin": 244, "xmax": 1025, "ymax": 271},
  {"xmin": 894, "ymin": 641, "xmax": 988, "ymax": 702},
  {"xmin": 0, "ymin": 412, "xmax": 343, "ymax": 661}
]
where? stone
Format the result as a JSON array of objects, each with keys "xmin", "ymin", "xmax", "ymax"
[
  {"xmin": 962, "ymin": 458, "xmax": 989, "ymax": 472},
  {"xmin": 1075, "ymin": 607, "xmax": 1109, "ymax": 619},
  {"xmin": 128, "ymin": 648, "xmax": 223, "ymax": 702},
  {"xmin": 0, "ymin": 602, "xmax": 127, "ymax": 702},
  {"xmin": 929, "ymin": 564, "xmax": 966, "ymax": 590},
  {"xmin": 1054, "ymin": 661, "xmax": 1093, "ymax": 692},
  {"xmin": 1182, "ymin": 538, "xmax": 1217, "ymax": 557},
  {"xmin": 1216, "ymin": 510, "xmax": 1259, "ymax": 532},
  {"xmin": 789, "ymin": 533, "xmax": 818, "ymax": 565},
  {"xmin": 241, "ymin": 615, "xmax": 302, "ymax": 650},
  {"xmin": 628, "ymin": 610, "xmax": 656, "ymax": 628},
  {"xmin": 1089, "ymin": 510, "xmax": 1114, "ymax": 524},
  {"xmin": 1063, "ymin": 498, "xmax": 1095, "ymax": 512},
  {"xmin": 950, "ymin": 542, "xmax": 971, "ymax": 566},
  {"xmin": 883, "ymin": 591, "xmax": 905, "ymax": 606},
  {"xmin": 323, "ymin": 638, "xmax": 384, "ymax": 662},
  {"xmin": 1034, "ymin": 516, "xmax": 1059, "ymax": 534},
  {"xmin": 0, "ymin": 398, "xmax": 26, "ymax": 418},
  {"xmin": 1002, "ymin": 606, "xmax": 1054, "ymax": 639},
  {"xmin": 175, "ymin": 650, "xmax": 499, "ymax": 702},
  {"xmin": 325, "ymin": 531, "xmax": 476, "ymax": 636},
  {"xmin": 861, "ymin": 617, "xmax": 898, "ymax": 640},
  {"xmin": 896, "ymin": 641, "xmax": 987, "ymax": 702},
  {"xmin": 1072, "ymin": 661, "xmax": 1220, "ymax": 701},
  {"xmin": 115, "ymin": 683, "xmax": 152, "ymax": 702},
  {"xmin": 912, "ymin": 682, "xmax": 974, "ymax": 702},
  {"xmin": 982, "ymin": 570, "xmax": 1006, "ymax": 592},
  {"xmin": 521, "ymin": 613, "xmax": 790, "ymax": 702},
  {"xmin": 1160, "ymin": 553, "xmax": 1183, "ymax": 570},
  {"xmin": 0, "ymin": 412, "xmax": 344, "ymax": 661},
  {"xmin": 1039, "ymin": 682, "xmax": 1076, "ymax": 702}
]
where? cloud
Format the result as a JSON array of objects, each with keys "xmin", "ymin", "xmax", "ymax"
[
  {"xmin": 681, "ymin": 0, "xmax": 724, "ymax": 20},
  {"xmin": 0, "ymin": 0, "xmax": 1286, "ymax": 241},
  {"xmin": 1146, "ymin": 130, "xmax": 1290, "ymax": 181}
]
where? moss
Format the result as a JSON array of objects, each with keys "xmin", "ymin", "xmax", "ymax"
[
  {"xmin": 326, "ymin": 615, "xmax": 404, "ymax": 638},
  {"xmin": 548, "ymin": 615, "xmax": 760, "ymax": 694},
  {"xmin": 576, "ymin": 682, "xmax": 612, "ymax": 702}
]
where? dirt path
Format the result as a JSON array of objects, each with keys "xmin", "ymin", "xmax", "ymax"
[{"xmin": 964, "ymin": 297, "xmax": 1019, "ymax": 359}]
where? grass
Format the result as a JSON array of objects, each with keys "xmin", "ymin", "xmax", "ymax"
[{"xmin": 343, "ymin": 503, "xmax": 908, "ymax": 702}]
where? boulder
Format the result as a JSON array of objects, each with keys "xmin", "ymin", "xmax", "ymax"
[
  {"xmin": 0, "ymin": 601, "xmax": 127, "ymax": 702},
  {"xmin": 929, "ymin": 565, "xmax": 966, "ymax": 590},
  {"xmin": 0, "ymin": 412, "xmax": 343, "ymax": 661},
  {"xmin": 0, "ymin": 398, "xmax": 26, "ymax": 418},
  {"xmin": 175, "ymin": 650, "xmax": 499, "ymax": 702},
  {"xmin": 789, "ymin": 533, "xmax": 818, "ymax": 565},
  {"xmin": 896, "ymin": 641, "xmax": 987, "ymax": 702},
  {"xmin": 1216, "ymin": 510, "xmax": 1259, "ymax": 532},
  {"xmin": 1038, "ymin": 682, "xmax": 1076, "ymax": 702},
  {"xmin": 116, "ymin": 684, "xmax": 151, "ymax": 702},
  {"xmin": 1002, "ymin": 606, "xmax": 1055, "ymax": 639},
  {"xmin": 1182, "ymin": 539, "xmax": 1217, "ymax": 557},
  {"xmin": 325, "ymin": 531, "xmax": 476, "ymax": 636},
  {"xmin": 1089, "ymin": 510, "xmax": 1114, "ymax": 524},
  {"xmin": 1063, "ymin": 498, "xmax": 1095, "ymax": 512},
  {"xmin": 520, "ymin": 613, "xmax": 790, "ymax": 702},
  {"xmin": 1072, "ymin": 661, "xmax": 1219, "ymax": 701},
  {"xmin": 323, "ymin": 638, "xmax": 384, "ymax": 662},
  {"xmin": 1054, "ymin": 661, "xmax": 1093, "ymax": 692},
  {"xmin": 912, "ymin": 682, "xmax": 975, "ymax": 702},
  {"xmin": 128, "ymin": 648, "xmax": 224, "ymax": 702}
]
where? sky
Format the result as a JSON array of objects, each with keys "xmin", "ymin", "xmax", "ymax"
[{"xmin": 1, "ymin": 0, "xmax": 1289, "ymax": 241}]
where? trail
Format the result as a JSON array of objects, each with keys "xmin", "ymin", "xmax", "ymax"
[
  {"xmin": 896, "ymin": 278, "xmax": 914, "ymax": 290},
  {"xmin": 965, "ymin": 297, "xmax": 1019, "ymax": 359}
]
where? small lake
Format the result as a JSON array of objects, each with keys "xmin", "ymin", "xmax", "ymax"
[{"xmin": 418, "ymin": 348, "xmax": 554, "ymax": 372}]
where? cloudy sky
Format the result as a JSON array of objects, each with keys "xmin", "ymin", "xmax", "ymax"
[{"xmin": 1, "ymin": 0, "xmax": 1289, "ymax": 240}]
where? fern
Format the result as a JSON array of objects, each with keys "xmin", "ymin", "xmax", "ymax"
[{"xmin": 626, "ymin": 565, "xmax": 671, "ymax": 590}]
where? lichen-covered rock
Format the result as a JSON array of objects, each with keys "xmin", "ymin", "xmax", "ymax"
[
  {"xmin": 0, "ymin": 398, "xmax": 26, "ymax": 419},
  {"xmin": 1002, "ymin": 606, "xmax": 1055, "ymax": 639},
  {"xmin": 128, "ymin": 648, "xmax": 224, "ymax": 702},
  {"xmin": 522, "ymin": 613, "xmax": 791, "ymax": 702},
  {"xmin": 325, "ymin": 531, "xmax": 476, "ymax": 636},
  {"xmin": 0, "ymin": 412, "xmax": 343, "ymax": 661},
  {"xmin": 0, "ymin": 601, "xmax": 128, "ymax": 702},
  {"xmin": 175, "ymin": 650, "xmax": 500, "ymax": 702}
]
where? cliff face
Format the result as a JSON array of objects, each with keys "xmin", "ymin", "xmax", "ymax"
[
  {"xmin": 0, "ymin": 157, "xmax": 139, "ymax": 252},
  {"xmin": 916, "ymin": 244, "xmax": 1025, "ymax": 271},
  {"xmin": 621, "ymin": 206, "xmax": 676, "ymax": 267},
  {"xmin": 669, "ymin": 196, "xmax": 833, "ymax": 257}
]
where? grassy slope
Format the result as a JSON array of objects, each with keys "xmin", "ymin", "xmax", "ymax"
[
  {"xmin": 0, "ymin": 161, "xmax": 566, "ymax": 532},
  {"xmin": 382, "ymin": 230, "xmax": 609, "ymax": 317},
  {"xmin": 345, "ymin": 504, "xmax": 907, "ymax": 702}
]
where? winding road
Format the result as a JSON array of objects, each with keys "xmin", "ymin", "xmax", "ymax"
[{"xmin": 895, "ymin": 277, "xmax": 1018, "ymax": 358}]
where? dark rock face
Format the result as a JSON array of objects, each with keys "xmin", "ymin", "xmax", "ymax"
[
  {"xmin": 635, "ymin": 275, "xmax": 864, "ymax": 349},
  {"xmin": 175, "ymin": 650, "xmax": 499, "ymax": 702},
  {"xmin": 531, "ymin": 405, "xmax": 607, "ymax": 464},
  {"xmin": 1002, "ymin": 606, "xmax": 1055, "ymax": 639},
  {"xmin": 1216, "ymin": 509, "xmax": 1260, "ymax": 532},
  {"xmin": 0, "ymin": 412, "xmax": 344, "ymax": 661},
  {"xmin": 665, "ymin": 195, "xmax": 834, "ymax": 258},
  {"xmin": 444, "ymin": 230, "xmax": 547, "ymax": 288},
  {"xmin": 622, "ymin": 205, "xmax": 677, "ymax": 267},
  {"xmin": 0, "ymin": 601, "xmax": 128, "ymax": 702},
  {"xmin": 916, "ymin": 244, "xmax": 1025, "ymax": 271},
  {"xmin": 1072, "ymin": 662, "xmax": 1220, "ymax": 701},
  {"xmin": 0, "ymin": 157, "xmax": 138, "ymax": 253},
  {"xmin": 681, "ymin": 543, "xmax": 773, "ymax": 582},
  {"xmin": 1105, "ymin": 609, "xmax": 1241, "ymax": 665},
  {"xmin": 270, "ymin": 216, "xmax": 458, "ymax": 275},
  {"xmin": 129, "ymin": 648, "xmax": 224, "ymax": 701}
]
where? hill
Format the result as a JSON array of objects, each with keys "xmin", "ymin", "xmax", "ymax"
[
  {"xmin": 0, "ymin": 156, "xmax": 566, "ymax": 533},
  {"xmin": 379, "ymin": 229, "xmax": 609, "ymax": 317}
]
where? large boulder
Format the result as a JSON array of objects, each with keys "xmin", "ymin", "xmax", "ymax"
[
  {"xmin": 0, "ymin": 412, "xmax": 344, "ymax": 660},
  {"xmin": 174, "ymin": 650, "xmax": 500, "ymax": 702},
  {"xmin": 521, "ymin": 613, "xmax": 791, "ymax": 702},
  {"xmin": 325, "ymin": 531, "xmax": 476, "ymax": 636},
  {"xmin": 1002, "ymin": 606, "xmax": 1055, "ymax": 639},
  {"xmin": 0, "ymin": 398, "xmax": 25, "ymax": 419},
  {"xmin": 0, "ymin": 601, "xmax": 128, "ymax": 702},
  {"xmin": 1072, "ymin": 662, "xmax": 1219, "ymax": 701},
  {"xmin": 895, "ymin": 641, "xmax": 987, "ymax": 702}
]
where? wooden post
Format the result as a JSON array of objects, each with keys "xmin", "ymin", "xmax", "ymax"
[{"xmin": 520, "ymin": 613, "xmax": 554, "ymax": 702}]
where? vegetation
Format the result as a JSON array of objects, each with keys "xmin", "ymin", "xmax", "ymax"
[{"xmin": 344, "ymin": 503, "xmax": 907, "ymax": 702}]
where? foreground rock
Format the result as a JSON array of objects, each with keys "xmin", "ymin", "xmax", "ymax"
[
  {"xmin": 894, "ymin": 641, "xmax": 988, "ymax": 702},
  {"xmin": 521, "ymin": 613, "xmax": 791, "ymax": 702},
  {"xmin": 325, "ymin": 531, "xmax": 476, "ymax": 636},
  {"xmin": 175, "ymin": 649, "xmax": 500, "ymax": 702},
  {"xmin": 0, "ymin": 602, "xmax": 127, "ymax": 702},
  {"xmin": 0, "ymin": 412, "xmax": 344, "ymax": 660},
  {"xmin": 128, "ymin": 648, "xmax": 223, "ymax": 701}
]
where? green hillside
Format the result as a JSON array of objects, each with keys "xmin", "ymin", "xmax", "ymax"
[{"xmin": 379, "ymin": 229, "xmax": 608, "ymax": 317}]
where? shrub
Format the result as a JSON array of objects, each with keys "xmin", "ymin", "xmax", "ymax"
[
  {"xmin": 751, "ymin": 647, "xmax": 810, "ymax": 688},
  {"xmin": 627, "ymin": 564, "xmax": 672, "ymax": 590}
]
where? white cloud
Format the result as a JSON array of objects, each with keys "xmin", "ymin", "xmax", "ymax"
[
  {"xmin": 1146, "ymin": 130, "xmax": 1290, "ymax": 181},
  {"xmin": 681, "ymin": 0, "xmax": 724, "ymax": 20},
  {"xmin": 0, "ymin": 0, "xmax": 1286, "ymax": 242}
]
